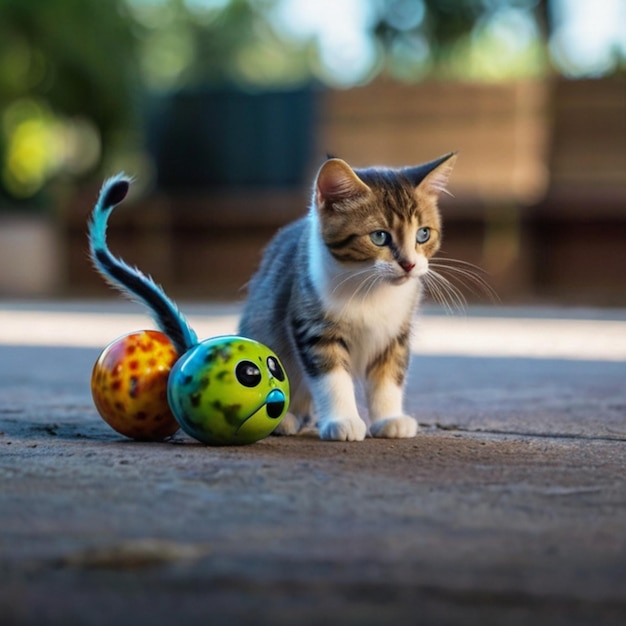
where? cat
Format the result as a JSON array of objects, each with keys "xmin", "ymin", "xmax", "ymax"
[{"xmin": 239, "ymin": 152, "xmax": 457, "ymax": 442}]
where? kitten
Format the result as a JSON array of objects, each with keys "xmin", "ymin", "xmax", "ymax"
[{"xmin": 239, "ymin": 152, "xmax": 457, "ymax": 442}]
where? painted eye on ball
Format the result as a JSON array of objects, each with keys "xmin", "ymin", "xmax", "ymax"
[
  {"xmin": 416, "ymin": 227, "xmax": 431, "ymax": 244},
  {"xmin": 267, "ymin": 356, "xmax": 285, "ymax": 381},
  {"xmin": 236, "ymin": 361, "xmax": 262, "ymax": 387},
  {"xmin": 370, "ymin": 230, "xmax": 391, "ymax": 246}
]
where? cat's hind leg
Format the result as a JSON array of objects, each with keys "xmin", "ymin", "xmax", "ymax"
[
  {"xmin": 273, "ymin": 413, "xmax": 302, "ymax": 436},
  {"xmin": 272, "ymin": 382, "xmax": 311, "ymax": 436}
]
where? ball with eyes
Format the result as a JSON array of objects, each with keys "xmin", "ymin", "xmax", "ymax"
[
  {"xmin": 167, "ymin": 335, "xmax": 290, "ymax": 446},
  {"xmin": 91, "ymin": 330, "xmax": 180, "ymax": 440}
]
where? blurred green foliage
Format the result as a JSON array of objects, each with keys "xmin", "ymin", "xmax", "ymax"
[
  {"xmin": 375, "ymin": 0, "xmax": 547, "ymax": 81},
  {"xmin": 129, "ymin": 0, "xmax": 311, "ymax": 90},
  {"xmin": 0, "ymin": 0, "xmax": 309, "ymax": 203},
  {"xmin": 0, "ymin": 0, "xmax": 140, "ymax": 203},
  {"xmin": 0, "ymin": 0, "xmax": 138, "ymax": 135}
]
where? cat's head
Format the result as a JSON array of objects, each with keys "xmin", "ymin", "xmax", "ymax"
[{"xmin": 313, "ymin": 152, "xmax": 456, "ymax": 285}]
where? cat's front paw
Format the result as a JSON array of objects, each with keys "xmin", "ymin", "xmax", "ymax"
[
  {"xmin": 319, "ymin": 418, "xmax": 367, "ymax": 442},
  {"xmin": 370, "ymin": 416, "xmax": 418, "ymax": 439}
]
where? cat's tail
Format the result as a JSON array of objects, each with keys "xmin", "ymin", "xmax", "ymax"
[{"xmin": 88, "ymin": 174, "xmax": 197, "ymax": 355}]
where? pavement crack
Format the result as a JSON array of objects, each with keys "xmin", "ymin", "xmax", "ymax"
[
  {"xmin": 49, "ymin": 540, "xmax": 212, "ymax": 571},
  {"xmin": 426, "ymin": 422, "xmax": 626, "ymax": 443}
]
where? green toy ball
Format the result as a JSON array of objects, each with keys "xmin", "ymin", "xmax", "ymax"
[{"xmin": 167, "ymin": 335, "xmax": 290, "ymax": 445}]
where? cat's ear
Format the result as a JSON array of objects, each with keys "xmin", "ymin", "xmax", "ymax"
[
  {"xmin": 316, "ymin": 158, "xmax": 370, "ymax": 208},
  {"xmin": 404, "ymin": 152, "xmax": 457, "ymax": 197}
]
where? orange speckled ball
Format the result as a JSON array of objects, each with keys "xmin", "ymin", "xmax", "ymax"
[{"xmin": 91, "ymin": 330, "xmax": 180, "ymax": 440}]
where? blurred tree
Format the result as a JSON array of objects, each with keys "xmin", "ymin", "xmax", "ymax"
[
  {"xmin": 129, "ymin": 0, "xmax": 309, "ymax": 91},
  {"xmin": 0, "ymin": 0, "xmax": 140, "ymax": 201},
  {"xmin": 373, "ymin": 0, "xmax": 548, "ymax": 81}
]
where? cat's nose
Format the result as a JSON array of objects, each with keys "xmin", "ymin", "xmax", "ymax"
[{"xmin": 399, "ymin": 260, "xmax": 415, "ymax": 273}]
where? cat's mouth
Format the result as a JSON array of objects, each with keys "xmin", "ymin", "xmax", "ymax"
[
  {"xmin": 390, "ymin": 275, "xmax": 410, "ymax": 285},
  {"xmin": 389, "ymin": 272, "xmax": 419, "ymax": 285}
]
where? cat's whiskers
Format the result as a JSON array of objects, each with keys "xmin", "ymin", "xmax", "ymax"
[
  {"xmin": 330, "ymin": 266, "xmax": 377, "ymax": 296},
  {"xmin": 336, "ymin": 258, "xmax": 426, "ymax": 320},
  {"xmin": 362, "ymin": 271, "xmax": 385, "ymax": 301},
  {"xmin": 345, "ymin": 271, "xmax": 380, "ymax": 304},
  {"xmin": 429, "ymin": 259, "xmax": 499, "ymax": 303},
  {"xmin": 423, "ymin": 270, "xmax": 467, "ymax": 314},
  {"xmin": 422, "ymin": 257, "xmax": 498, "ymax": 314},
  {"xmin": 335, "ymin": 270, "xmax": 383, "ymax": 320}
]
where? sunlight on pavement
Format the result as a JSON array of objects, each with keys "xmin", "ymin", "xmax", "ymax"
[
  {"xmin": 412, "ymin": 316, "xmax": 626, "ymax": 361},
  {"xmin": 1, "ymin": 306, "xmax": 625, "ymax": 361}
]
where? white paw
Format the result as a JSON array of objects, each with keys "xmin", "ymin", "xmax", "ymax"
[
  {"xmin": 370, "ymin": 416, "xmax": 418, "ymax": 439},
  {"xmin": 319, "ymin": 418, "xmax": 367, "ymax": 442},
  {"xmin": 272, "ymin": 412, "xmax": 301, "ymax": 436}
]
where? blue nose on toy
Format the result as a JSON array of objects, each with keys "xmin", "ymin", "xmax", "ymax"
[{"xmin": 266, "ymin": 389, "xmax": 286, "ymax": 419}]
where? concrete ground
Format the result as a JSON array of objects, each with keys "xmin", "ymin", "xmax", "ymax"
[{"xmin": 0, "ymin": 301, "xmax": 625, "ymax": 625}]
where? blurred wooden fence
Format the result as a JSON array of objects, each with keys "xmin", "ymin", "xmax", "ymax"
[
  {"xmin": 529, "ymin": 77, "xmax": 626, "ymax": 304},
  {"xmin": 320, "ymin": 79, "xmax": 549, "ymax": 206}
]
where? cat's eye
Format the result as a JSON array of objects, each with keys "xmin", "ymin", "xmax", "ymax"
[
  {"xmin": 416, "ymin": 227, "xmax": 431, "ymax": 244},
  {"xmin": 235, "ymin": 360, "xmax": 262, "ymax": 387},
  {"xmin": 267, "ymin": 356, "xmax": 285, "ymax": 381},
  {"xmin": 370, "ymin": 230, "xmax": 391, "ymax": 247}
]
